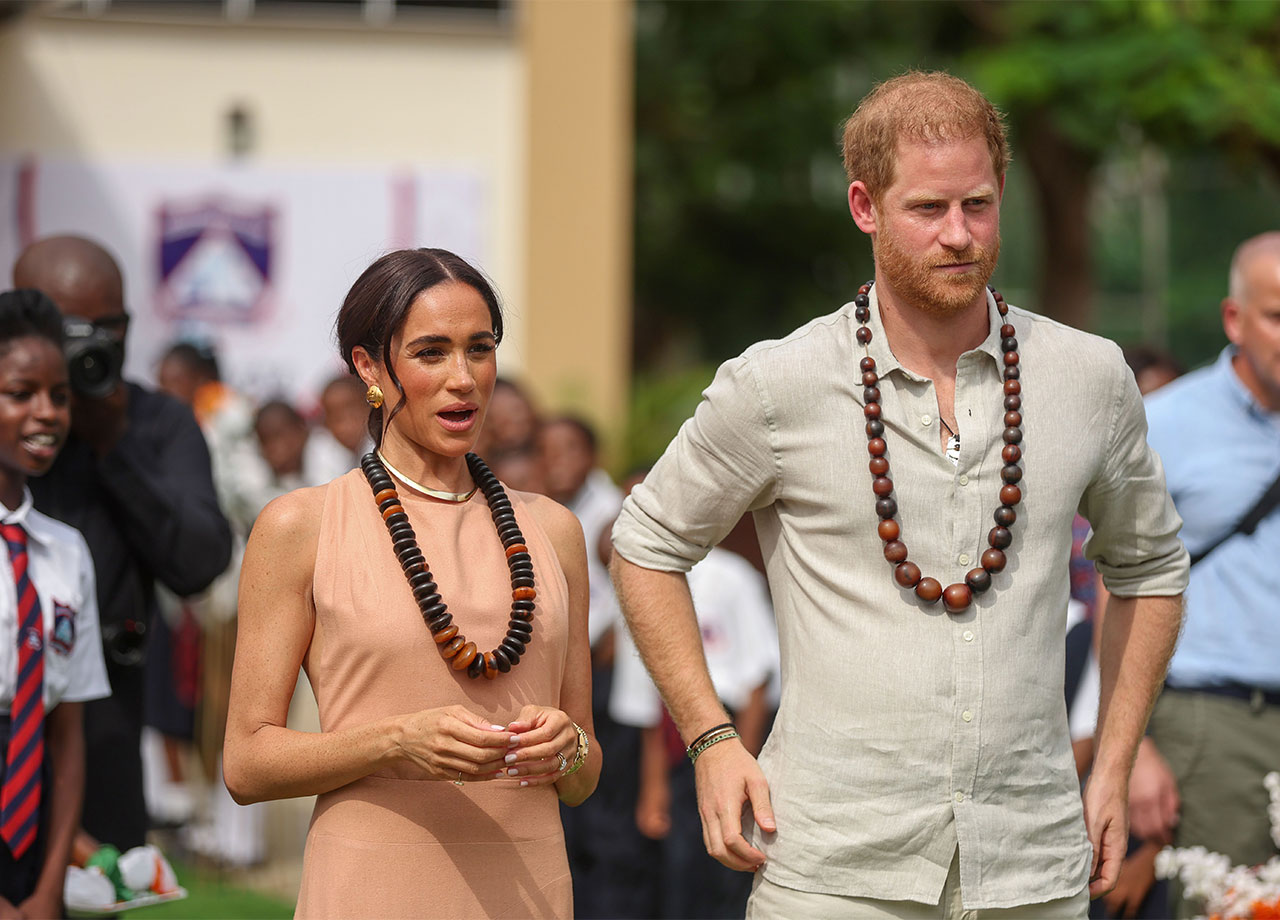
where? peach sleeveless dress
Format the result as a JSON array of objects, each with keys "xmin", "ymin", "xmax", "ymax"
[{"xmin": 294, "ymin": 469, "xmax": 572, "ymax": 919}]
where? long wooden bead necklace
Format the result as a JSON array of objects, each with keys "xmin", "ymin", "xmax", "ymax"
[
  {"xmin": 856, "ymin": 281, "xmax": 1024, "ymax": 614},
  {"xmin": 361, "ymin": 451, "xmax": 536, "ymax": 678}
]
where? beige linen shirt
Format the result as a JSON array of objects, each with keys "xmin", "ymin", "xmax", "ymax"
[{"xmin": 611, "ymin": 287, "xmax": 1188, "ymax": 909}]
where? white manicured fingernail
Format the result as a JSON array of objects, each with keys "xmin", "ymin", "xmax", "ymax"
[
  {"xmin": 490, "ymin": 724, "xmax": 504, "ymax": 731},
  {"xmin": 520, "ymin": 780, "xmax": 529, "ymax": 787},
  {"xmin": 506, "ymin": 767, "xmax": 519, "ymax": 776},
  {"xmin": 508, "ymin": 735, "xmax": 520, "ymax": 746},
  {"xmin": 505, "ymin": 752, "xmax": 517, "ymax": 764}
]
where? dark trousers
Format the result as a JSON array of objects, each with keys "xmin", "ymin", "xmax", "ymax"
[
  {"xmin": 561, "ymin": 664, "xmax": 662, "ymax": 920},
  {"xmin": 82, "ymin": 662, "xmax": 148, "ymax": 850},
  {"xmin": 0, "ymin": 714, "xmax": 51, "ymax": 905},
  {"xmin": 144, "ymin": 608, "xmax": 199, "ymax": 740},
  {"xmin": 662, "ymin": 755, "xmax": 753, "ymax": 919}
]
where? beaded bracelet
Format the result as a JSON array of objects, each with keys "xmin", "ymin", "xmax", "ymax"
[
  {"xmin": 687, "ymin": 729, "xmax": 740, "ymax": 764},
  {"xmin": 686, "ymin": 721, "xmax": 735, "ymax": 754},
  {"xmin": 563, "ymin": 723, "xmax": 590, "ymax": 777}
]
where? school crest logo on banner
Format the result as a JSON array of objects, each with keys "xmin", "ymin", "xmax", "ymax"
[
  {"xmin": 51, "ymin": 600, "xmax": 76, "ymax": 655},
  {"xmin": 154, "ymin": 195, "xmax": 277, "ymax": 324}
]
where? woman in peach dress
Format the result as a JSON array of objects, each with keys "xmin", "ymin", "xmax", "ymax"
[{"xmin": 223, "ymin": 249, "xmax": 600, "ymax": 919}]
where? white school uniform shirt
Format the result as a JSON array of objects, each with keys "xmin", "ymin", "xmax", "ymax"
[
  {"xmin": 611, "ymin": 546, "xmax": 779, "ymax": 728},
  {"xmin": 566, "ymin": 469, "xmax": 625, "ymax": 648},
  {"xmin": 0, "ymin": 489, "xmax": 111, "ymax": 713}
]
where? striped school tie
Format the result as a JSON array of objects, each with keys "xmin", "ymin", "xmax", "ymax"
[{"xmin": 0, "ymin": 523, "xmax": 43, "ymax": 859}]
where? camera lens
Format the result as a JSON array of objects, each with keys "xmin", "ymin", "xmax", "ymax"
[
  {"xmin": 102, "ymin": 617, "xmax": 147, "ymax": 667},
  {"xmin": 76, "ymin": 352, "xmax": 111, "ymax": 387},
  {"xmin": 62, "ymin": 317, "xmax": 124, "ymax": 399}
]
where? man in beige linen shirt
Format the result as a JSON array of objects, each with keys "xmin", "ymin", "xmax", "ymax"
[{"xmin": 610, "ymin": 72, "xmax": 1187, "ymax": 918}]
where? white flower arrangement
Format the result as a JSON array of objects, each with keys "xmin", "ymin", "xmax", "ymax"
[{"xmin": 1155, "ymin": 772, "xmax": 1280, "ymax": 920}]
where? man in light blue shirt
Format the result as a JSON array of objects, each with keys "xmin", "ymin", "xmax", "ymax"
[{"xmin": 1137, "ymin": 231, "xmax": 1280, "ymax": 916}]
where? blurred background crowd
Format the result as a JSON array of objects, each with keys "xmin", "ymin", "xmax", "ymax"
[{"xmin": 1, "ymin": 0, "xmax": 1279, "ymax": 917}]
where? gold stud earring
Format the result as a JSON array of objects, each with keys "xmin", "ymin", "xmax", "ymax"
[{"xmin": 365, "ymin": 384, "xmax": 384, "ymax": 409}]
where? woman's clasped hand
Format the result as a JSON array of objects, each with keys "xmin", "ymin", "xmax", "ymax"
[
  {"xmin": 501, "ymin": 704, "xmax": 582, "ymax": 786},
  {"xmin": 395, "ymin": 704, "xmax": 580, "ymax": 786}
]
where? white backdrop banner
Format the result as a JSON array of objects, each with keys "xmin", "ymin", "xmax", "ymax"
[{"xmin": 0, "ymin": 155, "xmax": 485, "ymax": 407}]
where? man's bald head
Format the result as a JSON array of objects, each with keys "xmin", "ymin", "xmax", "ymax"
[
  {"xmin": 1223, "ymin": 231, "xmax": 1280, "ymax": 411},
  {"xmin": 12, "ymin": 236, "xmax": 127, "ymax": 334},
  {"xmin": 1228, "ymin": 232, "xmax": 1280, "ymax": 304}
]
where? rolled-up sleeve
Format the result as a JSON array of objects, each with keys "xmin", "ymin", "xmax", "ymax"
[
  {"xmin": 1079, "ymin": 351, "xmax": 1189, "ymax": 597},
  {"xmin": 612, "ymin": 352, "xmax": 778, "ymax": 573}
]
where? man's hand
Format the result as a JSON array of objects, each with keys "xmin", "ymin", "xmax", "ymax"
[
  {"xmin": 1083, "ymin": 772, "xmax": 1128, "ymax": 898},
  {"xmin": 1128, "ymin": 737, "xmax": 1178, "ymax": 845},
  {"xmin": 694, "ymin": 737, "xmax": 775, "ymax": 872},
  {"xmin": 71, "ymin": 383, "xmax": 129, "ymax": 457}
]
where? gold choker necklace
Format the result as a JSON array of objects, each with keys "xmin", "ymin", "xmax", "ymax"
[{"xmin": 376, "ymin": 451, "xmax": 478, "ymax": 503}]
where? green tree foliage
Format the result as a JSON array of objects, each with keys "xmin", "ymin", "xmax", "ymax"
[
  {"xmin": 961, "ymin": 0, "xmax": 1280, "ymax": 330},
  {"xmin": 970, "ymin": 0, "xmax": 1280, "ymax": 154},
  {"xmin": 634, "ymin": 0, "xmax": 1280, "ymax": 376},
  {"xmin": 634, "ymin": 1, "xmax": 879, "ymax": 368}
]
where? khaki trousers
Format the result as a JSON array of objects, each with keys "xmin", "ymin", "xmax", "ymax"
[
  {"xmin": 1147, "ymin": 689, "xmax": 1280, "ymax": 919},
  {"xmin": 746, "ymin": 849, "xmax": 1088, "ymax": 920}
]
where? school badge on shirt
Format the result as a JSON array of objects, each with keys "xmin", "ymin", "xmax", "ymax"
[{"xmin": 51, "ymin": 601, "xmax": 76, "ymax": 655}]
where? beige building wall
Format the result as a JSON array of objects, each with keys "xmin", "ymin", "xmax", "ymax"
[
  {"xmin": 523, "ymin": 0, "xmax": 633, "ymax": 457},
  {"xmin": 0, "ymin": 8, "xmax": 526, "ymax": 351},
  {"xmin": 0, "ymin": 1, "xmax": 635, "ymax": 436}
]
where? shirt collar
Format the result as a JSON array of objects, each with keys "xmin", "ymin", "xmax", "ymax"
[
  {"xmin": 0, "ymin": 487, "xmax": 52, "ymax": 547},
  {"xmin": 1215, "ymin": 344, "xmax": 1278, "ymax": 420},
  {"xmin": 859, "ymin": 284, "xmax": 1004, "ymax": 381}
]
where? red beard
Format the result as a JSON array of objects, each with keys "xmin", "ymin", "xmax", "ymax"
[{"xmin": 875, "ymin": 224, "xmax": 1001, "ymax": 318}]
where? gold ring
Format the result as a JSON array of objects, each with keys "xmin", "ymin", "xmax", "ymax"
[
  {"xmin": 453, "ymin": 771, "xmax": 465, "ymax": 786},
  {"xmin": 556, "ymin": 752, "xmax": 568, "ymax": 773}
]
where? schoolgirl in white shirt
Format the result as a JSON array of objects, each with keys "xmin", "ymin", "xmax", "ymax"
[{"xmin": 0, "ymin": 288, "xmax": 110, "ymax": 917}]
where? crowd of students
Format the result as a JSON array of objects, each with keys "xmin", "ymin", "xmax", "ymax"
[{"xmin": 140, "ymin": 344, "xmax": 372, "ymax": 868}]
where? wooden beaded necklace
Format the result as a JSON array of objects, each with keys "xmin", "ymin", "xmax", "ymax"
[
  {"xmin": 856, "ymin": 281, "xmax": 1024, "ymax": 614},
  {"xmin": 360, "ymin": 451, "xmax": 536, "ymax": 678}
]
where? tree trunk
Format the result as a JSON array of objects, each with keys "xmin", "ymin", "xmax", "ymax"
[{"xmin": 1019, "ymin": 112, "xmax": 1099, "ymax": 331}]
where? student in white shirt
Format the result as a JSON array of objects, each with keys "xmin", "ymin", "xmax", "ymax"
[
  {"xmin": 538, "ymin": 417, "xmax": 646, "ymax": 917},
  {"xmin": 0, "ymin": 289, "xmax": 110, "ymax": 917},
  {"xmin": 611, "ymin": 545, "xmax": 779, "ymax": 918}
]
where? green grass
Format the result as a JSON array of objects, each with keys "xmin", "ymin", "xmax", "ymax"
[{"xmin": 132, "ymin": 861, "xmax": 294, "ymax": 920}]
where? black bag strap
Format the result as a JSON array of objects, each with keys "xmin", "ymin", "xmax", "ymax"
[{"xmin": 1188, "ymin": 464, "xmax": 1280, "ymax": 567}]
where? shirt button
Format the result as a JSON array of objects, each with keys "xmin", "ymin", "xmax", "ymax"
[
  {"xmin": 921, "ymin": 414, "xmax": 933, "ymax": 427},
  {"xmin": 963, "ymin": 630, "xmax": 974, "ymax": 642},
  {"xmin": 962, "ymin": 710, "xmax": 973, "ymax": 723},
  {"xmin": 958, "ymin": 475, "xmax": 969, "ymax": 486},
  {"xmin": 954, "ymin": 791, "xmax": 965, "ymax": 803},
  {"xmin": 958, "ymin": 553, "xmax": 970, "ymax": 566}
]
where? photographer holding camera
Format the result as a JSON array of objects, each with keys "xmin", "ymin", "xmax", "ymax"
[{"xmin": 12, "ymin": 235, "xmax": 232, "ymax": 853}]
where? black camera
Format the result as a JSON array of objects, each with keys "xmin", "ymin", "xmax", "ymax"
[
  {"xmin": 101, "ymin": 616, "xmax": 148, "ymax": 667},
  {"xmin": 63, "ymin": 317, "xmax": 125, "ymax": 399}
]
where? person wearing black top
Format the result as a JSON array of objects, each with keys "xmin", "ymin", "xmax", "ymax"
[{"xmin": 13, "ymin": 236, "xmax": 232, "ymax": 851}]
